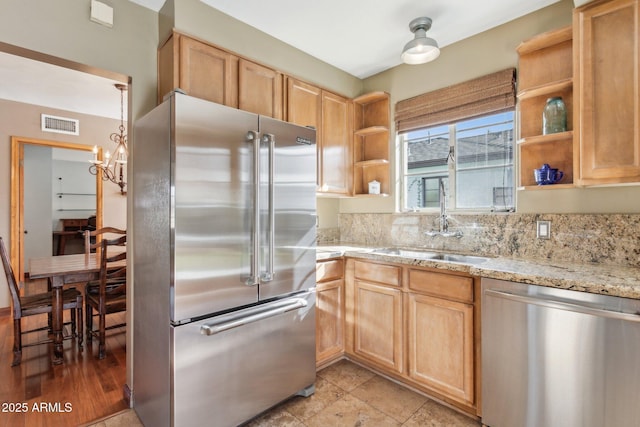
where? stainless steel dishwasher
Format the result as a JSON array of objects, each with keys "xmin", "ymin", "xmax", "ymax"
[{"xmin": 482, "ymin": 278, "xmax": 640, "ymax": 427}]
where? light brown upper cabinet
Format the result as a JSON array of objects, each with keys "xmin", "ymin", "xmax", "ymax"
[
  {"xmin": 158, "ymin": 32, "xmax": 238, "ymax": 107},
  {"xmin": 238, "ymin": 59, "xmax": 283, "ymax": 119},
  {"xmin": 286, "ymin": 78, "xmax": 322, "ymax": 129},
  {"xmin": 516, "ymin": 26, "xmax": 574, "ymax": 189},
  {"xmin": 286, "ymin": 78, "xmax": 351, "ymax": 195},
  {"xmin": 159, "ymin": 32, "xmax": 355, "ymax": 193},
  {"xmin": 320, "ymin": 91, "xmax": 351, "ymax": 195},
  {"xmin": 574, "ymin": 0, "xmax": 640, "ymax": 185},
  {"xmin": 158, "ymin": 32, "xmax": 284, "ymax": 119}
]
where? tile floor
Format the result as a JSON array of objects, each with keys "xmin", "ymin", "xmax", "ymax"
[{"xmin": 88, "ymin": 359, "xmax": 481, "ymax": 427}]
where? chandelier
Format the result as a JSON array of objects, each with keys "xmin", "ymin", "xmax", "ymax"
[{"xmin": 89, "ymin": 83, "xmax": 128, "ymax": 194}]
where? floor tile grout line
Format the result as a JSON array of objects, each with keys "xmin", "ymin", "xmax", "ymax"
[{"xmin": 349, "ymin": 375, "xmax": 430, "ymax": 425}]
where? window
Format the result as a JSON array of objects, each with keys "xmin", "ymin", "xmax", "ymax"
[
  {"xmin": 401, "ymin": 111, "xmax": 514, "ymax": 211},
  {"xmin": 395, "ymin": 68, "xmax": 517, "ymax": 212}
]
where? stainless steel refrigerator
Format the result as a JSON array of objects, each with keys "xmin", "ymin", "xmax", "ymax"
[{"xmin": 132, "ymin": 92, "xmax": 317, "ymax": 427}]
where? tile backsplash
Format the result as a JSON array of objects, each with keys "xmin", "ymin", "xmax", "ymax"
[{"xmin": 325, "ymin": 213, "xmax": 640, "ymax": 268}]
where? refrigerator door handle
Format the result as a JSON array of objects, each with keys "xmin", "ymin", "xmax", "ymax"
[
  {"xmin": 247, "ymin": 130, "xmax": 260, "ymax": 286},
  {"xmin": 199, "ymin": 297, "xmax": 308, "ymax": 336},
  {"xmin": 261, "ymin": 133, "xmax": 275, "ymax": 282}
]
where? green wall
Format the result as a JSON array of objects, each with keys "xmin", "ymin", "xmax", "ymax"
[
  {"xmin": 341, "ymin": 0, "xmax": 640, "ymax": 214},
  {"xmin": 0, "ymin": 0, "xmax": 158, "ymax": 120}
]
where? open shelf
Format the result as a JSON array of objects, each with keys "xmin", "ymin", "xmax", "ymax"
[
  {"xmin": 517, "ymin": 131, "xmax": 573, "ymax": 146},
  {"xmin": 519, "ymin": 136, "xmax": 574, "ymax": 187},
  {"xmin": 354, "ymin": 126, "xmax": 389, "ymax": 137},
  {"xmin": 355, "ymin": 159, "xmax": 389, "ymax": 167},
  {"xmin": 517, "ymin": 183, "xmax": 575, "ymax": 191},
  {"xmin": 352, "ymin": 92, "xmax": 390, "ymax": 196},
  {"xmin": 517, "ymin": 25, "xmax": 573, "ymax": 189},
  {"xmin": 517, "ymin": 78, "xmax": 572, "ymax": 100}
]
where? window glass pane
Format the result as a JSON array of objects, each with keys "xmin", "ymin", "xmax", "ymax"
[
  {"xmin": 406, "ymin": 175, "xmax": 448, "ymax": 209},
  {"xmin": 455, "ymin": 112, "xmax": 514, "ymax": 209},
  {"xmin": 405, "ymin": 125, "xmax": 449, "ymax": 210},
  {"xmin": 407, "ymin": 125, "xmax": 449, "ymax": 169},
  {"xmin": 456, "ymin": 167, "xmax": 514, "ymax": 209},
  {"xmin": 423, "ymin": 177, "xmax": 441, "ymax": 208}
]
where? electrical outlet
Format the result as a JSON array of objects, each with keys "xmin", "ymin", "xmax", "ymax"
[{"xmin": 536, "ymin": 220, "xmax": 551, "ymax": 239}]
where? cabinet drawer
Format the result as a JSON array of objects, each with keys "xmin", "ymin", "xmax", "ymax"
[
  {"xmin": 316, "ymin": 259, "xmax": 344, "ymax": 283},
  {"xmin": 354, "ymin": 261, "xmax": 401, "ymax": 287},
  {"xmin": 408, "ymin": 269, "xmax": 473, "ymax": 302}
]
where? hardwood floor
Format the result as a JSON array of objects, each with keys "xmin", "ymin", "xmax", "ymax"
[{"xmin": 0, "ymin": 279, "xmax": 127, "ymax": 427}]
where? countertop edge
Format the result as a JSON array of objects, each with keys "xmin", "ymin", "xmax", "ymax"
[{"xmin": 316, "ymin": 245, "xmax": 640, "ymax": 300}]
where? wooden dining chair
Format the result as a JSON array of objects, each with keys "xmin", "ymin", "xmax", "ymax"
[
  {"xmin": 0, "ymin": 237, "xmax": 83, "ymax": 366},
  {"xmin": 83, "ymin": 227, "xmax": 126, "ymax": 255},
  {"xmin": 85, "ymin": 234, "xmax": 126, "ymax": 359}
]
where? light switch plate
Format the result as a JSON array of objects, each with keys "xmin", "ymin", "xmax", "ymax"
[{"xmin": 536, "ymin": 220, "xmax": 551, "ymax": 239}]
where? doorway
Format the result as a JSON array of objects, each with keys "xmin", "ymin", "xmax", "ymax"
[
  {"xmin": 10, "ymin": 137, "xmax": 104, "ymax": 281},
  {"xmin": 1, "ymin": 42, "xmax": 132, "ymax": 425}
]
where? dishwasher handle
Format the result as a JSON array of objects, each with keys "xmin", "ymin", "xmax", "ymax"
[
  {"xmin": 485, "ymin": 289, "xmax": 640, "ymax": 323},
  {"xmin": 200, "ymin": 298, "xmax": 308, "ymax": 336}
]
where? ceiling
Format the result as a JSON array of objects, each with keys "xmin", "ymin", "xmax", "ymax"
[
  {"xmin": 0, "ymin": 51, "xmax": 126, "ymax": 120},
  {"xmin": 0, "ymin": 0, "xmax": 561, "ymax": 119},
  {"xmin": 133, "ymin": 0, "xmax": 561, "ymax": 78}
]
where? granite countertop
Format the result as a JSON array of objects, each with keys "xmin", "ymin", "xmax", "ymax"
[{"xmin": 316, "ymin": 245, "xmax": 640, "ymax": 300}]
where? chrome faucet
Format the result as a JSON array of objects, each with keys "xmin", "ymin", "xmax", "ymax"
[
  {"xmin": 439, "ymin": 180, "xmax": 448, "ymax": 233},
  {"xmin": 424, "ymin": 180, "xmax": 462, "ymax": 238}
]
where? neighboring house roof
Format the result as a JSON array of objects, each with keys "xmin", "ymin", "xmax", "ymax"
[{"xmin": 408, "ymin": 129, "xmax": 513, "ymax": 169}]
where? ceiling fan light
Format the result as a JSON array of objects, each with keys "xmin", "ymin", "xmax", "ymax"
[{"xmin": 401, "ymin": 17, "xmax": 440, "ymax": 65}]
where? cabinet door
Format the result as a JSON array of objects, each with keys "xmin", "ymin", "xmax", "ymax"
[
  {"xmin": 157, "ymin": 34, "xmax": 178, "ymax": 103},
  {"xmin": 286, "ymin": 78, "xmax": 322, "ymax": 188},
  {"xmin": 352, "ymin": 280, "xmax": 403, "ymax": 373},
  {"xmin": 179, "ymin": 36, "xmax": 238, "ymax": 107},
  {"xmin": 575, "ymin": 0, "xmax": 640, "ymax": 184},
  {"xmin": 316, "ymin": 278, "xmax": 344, "ymax": 366},
  {"xmin": 406, "ymin": 292, "xmax": 474, "ymax": 406},
  {"xmin": 238, "ymin": 59, "xmax": 283, "ymax": 119},
  {"xmin": 286, "ymin": 78, "xmax": 321, "ymax": 128},
  {"xmin": 321, "ymin": 91, "xmax": 351, "ymax": 195}
]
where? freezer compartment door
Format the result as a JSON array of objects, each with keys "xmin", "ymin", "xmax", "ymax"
[
  {"xmin": 172, "ymin": 291, "xmax": 316, "ymax": 427},
  {"xmin": 258, "ymin": 117, "xmax": 317, "ymax": 300}
]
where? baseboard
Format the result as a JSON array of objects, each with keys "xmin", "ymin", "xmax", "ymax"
[
  {"xmin": 315, "ymin": 352, "xmax": 345, "ymax": 371},
  {"xmin": 0, "ymin": 307, "xmax": 10, "ymax": 318}
]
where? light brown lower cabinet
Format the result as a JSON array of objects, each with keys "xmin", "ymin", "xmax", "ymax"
[
  {"xmin": 316, "ymin": 259, "xmax": 345, "ymax": 367},
  {"xmin": 406, "ymin": 292, "xmax": 475, "ymax": 406},
  {"xmin": 343, "ymin": 258, "xmax": 480, "ymax": 417},
  {"xmin": 351, "ymin": 280, "xmax": 404, "ymax": 373}
]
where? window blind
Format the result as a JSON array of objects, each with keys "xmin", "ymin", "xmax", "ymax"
[{"xmin": 395, "ymin": 68, "xmax": 516, "ymax": 133}]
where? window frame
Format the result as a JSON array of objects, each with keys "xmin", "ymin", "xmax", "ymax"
[{"xmin": 399, "ymin": 110, "xmax": 515, "ymax": 213}]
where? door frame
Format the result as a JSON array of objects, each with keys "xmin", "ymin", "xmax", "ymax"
[{"xmin": 10, "ymin": 136, "xmax": 104, "ymax": 281}]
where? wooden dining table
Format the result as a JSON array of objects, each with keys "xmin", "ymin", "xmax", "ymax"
[{"xmin": 29, "ymin": 252, "xmax": 126, "ymax": 364}]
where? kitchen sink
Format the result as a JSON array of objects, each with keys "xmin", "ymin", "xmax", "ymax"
[{"xmin": 371, "ymin": 248, "xmax": 490, "ymax": 265}]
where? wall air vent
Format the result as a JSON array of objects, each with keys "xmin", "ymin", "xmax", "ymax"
[{"xmin": 41, "ymin": 114, "xmax": 79, "ymax": 136}]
